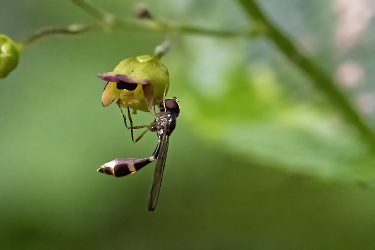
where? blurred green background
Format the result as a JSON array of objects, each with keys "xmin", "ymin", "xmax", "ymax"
[{"xmin": 2, "ymin": 0, "xmax": 375, "ymax": 249}]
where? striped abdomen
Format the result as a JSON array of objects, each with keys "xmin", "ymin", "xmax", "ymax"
[{"xmin": 98, "ymin": 157, "xmax": 154, "ymax": 177}]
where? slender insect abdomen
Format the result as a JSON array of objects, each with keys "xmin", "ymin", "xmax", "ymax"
[{"xmin": 98, "ymin": 158, "xmax": 153, "ymax": 177}]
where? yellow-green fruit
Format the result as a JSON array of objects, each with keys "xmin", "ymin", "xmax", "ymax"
[
  {"xmin": 100, "ymin": 55, "xmax": 169, "ymax": 113},
  {"xmin": 0, "ymin": 35, "xmax": 20, "ymax": 79}
]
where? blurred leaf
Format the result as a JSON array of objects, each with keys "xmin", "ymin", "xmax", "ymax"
[{"xmin": 172, "ymin": 44, "xmax": 374, "ymax": 180}]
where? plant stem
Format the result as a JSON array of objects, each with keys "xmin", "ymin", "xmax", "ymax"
[
  {"xmin": 71, "ymin": 0, "xmax": 254, "ymax": 38},
  {"xmin": 112, "ymin": 18, "xmax": 255, "ymax": 38},
  {"xmin": 22, "ymin": 24, "xmax": 96, "ymax": 46},
  {"xmin": 154, "ymin": 39, "xmax": 171, "ymax": 60},
  {"xmin": 238, "ymin": 0, "xmax": 375, "ymax": 151},
  {"xmin": 71, "ymin": 0, "xmax": 111, "ymax": 22},
  {"xmin": 21, "ymin": 0, "xmax": 254, "ymax": 48}
]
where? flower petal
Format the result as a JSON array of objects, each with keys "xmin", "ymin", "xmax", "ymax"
[
  {"xmin": 98, "ymin": 72, "xmax": 149, "ymax": 85},
  {"xmin": 102, "ymin": 82, "xmax": 121, "ymax": 107},
  {"xmin": 98, "ymin": 72, "xmax": 118, "ymax": 82}
]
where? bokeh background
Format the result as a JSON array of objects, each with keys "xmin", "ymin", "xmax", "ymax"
[{"xmin": 2, "ymin": 0, "xmax": 375, "ymax": 249}]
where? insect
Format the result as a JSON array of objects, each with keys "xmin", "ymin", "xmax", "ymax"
[{"xmin": 98, "ymin": 97, "xmax": 180, "ymax": 211}]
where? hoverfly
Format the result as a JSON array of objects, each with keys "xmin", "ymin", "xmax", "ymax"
[
  {"xmin": 97, "ymin": 55, "xmax": 178, "ymax": 211},
  {"xmin": 98, "ymin": 98, "xmax": 179, "ymax": 211}
]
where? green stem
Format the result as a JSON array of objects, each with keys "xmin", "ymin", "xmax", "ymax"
[
  {"xmin": 20, "ymin": 15, "xmax": 253, "ymax": 50},
  {"xmin": 71, "ymin": 0, "xmax": 254, "ymax": 38},
  {"xmin": 154, "ymin": 39, "xmax": 171, "ymax": 60},
  {"xmin": 20, "ymin": 0, "xmax": 254, "ymax": 49},
  {"xmin": 166, "ymin": 24, "xmax": 254, "ymax": 38},
  {"xmin": 238, "ymin": 0, "xmax": 375, "ymax": 151},
  {"xmin": 112, "ymin": 19, "xmax": 255, "ymax": 38},
  {"xmin": 71, "ymin": 0, "xmax": 111, "ymax": 22},
  {"xmin": 22, "ymin": 24, "xmax": 96, "ymax": 46}
]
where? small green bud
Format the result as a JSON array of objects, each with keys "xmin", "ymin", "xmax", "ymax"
[
  {"xmin": 0, "ymin": 35, "xmax": 20, "ymax": 79},
  {"xmin": 98, "ymin": 55, "xmax": 169, "ymax": 113}
]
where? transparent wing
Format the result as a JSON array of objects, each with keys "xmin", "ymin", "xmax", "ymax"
[{"xmin": 148, "ymin": 134, "xmax": 169, "ymax": 211}]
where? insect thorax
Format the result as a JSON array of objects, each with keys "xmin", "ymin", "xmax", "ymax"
[{"xmin": 151, "ymin": 112, "xmax": 176, "ymax": 136}]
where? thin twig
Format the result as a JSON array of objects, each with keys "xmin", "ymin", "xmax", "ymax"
[
  {"xmin": 71, "ymin": 0, "xmax": 255, "ymax": 38},
  {"xmin": 21, "ymin": 0, "xmax": 255, "ymax": 48},
  {"xmin": 71, "ymin": 0, "xmax": 111, "ymax": 22},
  {"xmin": 154, "ymin": 39, "xmax": 171, "ymax": 60},
  {"xmin": 22, "ymin": 24, "xmax": 96, "ymax": 46}
]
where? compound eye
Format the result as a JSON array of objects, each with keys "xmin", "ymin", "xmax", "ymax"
[
  {"xmin": 164, "ymin": 99, "xmax": 180, "ymax": 117},
  {"xmin": 116, "ymin": 81, "xmax": 137, "ymax": 91}
]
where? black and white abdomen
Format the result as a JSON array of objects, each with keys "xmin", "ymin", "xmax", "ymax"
[{"xmin": 98, "ymin": 157, "xmax": 154, "ymax": 177}]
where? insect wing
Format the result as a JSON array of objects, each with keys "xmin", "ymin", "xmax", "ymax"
[{"xmin": 148, "ymin": 134, "xmax": 169, "ymax": 211}]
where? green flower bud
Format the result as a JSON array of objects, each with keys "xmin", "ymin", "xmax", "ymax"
[
  {"xmin": 0, "ymin": 35, "xmax": 20, "ymax": 79},
  {"xmin": 98, "ymin": 55, "xmax": 169, "ymax": 113}
]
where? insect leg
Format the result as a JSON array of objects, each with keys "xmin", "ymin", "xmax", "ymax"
[
  {"xmin": 118, "ymin": 104, "xmax": 149, "ymax": 143},
  {"xmin": 162, "ymin": 84, "xmax": 168, "ymax": 111},
  {"xmin": 118, "ymin": 104, "xmax": 130, "ymax": 129},
  {"xmin": 127, "ymin": 108, "xmax": 151, "ymax": 143},
  {"xmin": 134, "ymin": 129, "xmax": 149, "ymax": 143},
  {"xmin": 127, "ymin": 107, "xmax": 136, "ymax": 142}
]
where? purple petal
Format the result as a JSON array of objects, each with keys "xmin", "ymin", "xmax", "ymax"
[
  {"xmin": 115, "ymin": 75, "xmax": 150, "ymax": 85},
  {"xmin": 98, "ymin": 72, "xmax": 117, "ymax": 82},
  {"xmin": 98, "ymin": 72, "xmax": 150, "ymax": 85}
]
